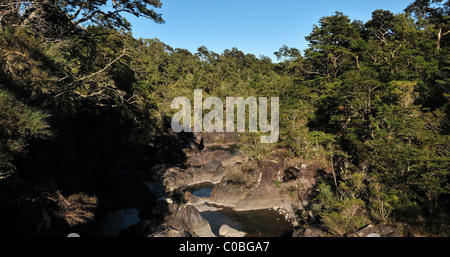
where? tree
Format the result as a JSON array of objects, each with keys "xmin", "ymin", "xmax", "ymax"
[
  {"xmin": 0, "ymin": 0, "xmax": 164, "ymax": 38},
  {"xmin": 405, "ymin": 0, "xmax": 450, "ymax": 49},
  {"xmin": 196, "ymin": 46, "xmax": 211, "ymax": 63},
  {"xmin": 274, "ymin": 45, "xmax": 301, "ymax": 62},
  {"xmin": 304, "ymin": 12, "xmax": 363, "ymax": 81},
  {"xmin": 365, "ymin": 10, "xmax": 396, "ymax": 45}
]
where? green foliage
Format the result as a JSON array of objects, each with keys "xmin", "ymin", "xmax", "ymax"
[
  {"xmin": 0, "ymin": 1, "xmax": 164, "ymax": 38},
  {"xmin": 313, "ymin": 183, "xmax": 369, "ymax": 236},
  {"xmin": 0, "ymin": 90, "xmax": 52, "ymax": 179},
  {"xmin": 307, "ymin": 5, "xmax": 450, "ymax": 235},
  {"xmin": 367, "ymin": 182, "xmax": 398, "ymax": 223},
  {"xmin": 274, "ymin": 180, "xmax": 281, "ymax": 189}
]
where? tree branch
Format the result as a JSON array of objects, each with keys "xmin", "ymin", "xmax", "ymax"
[
  {"xmin": 69, "ymin": 2, "xmax": 86, "ymax": 20},
  {"xmin": 75, "ymin": 43, "xmax": 127, "ymax": 82},
  {"xmin": 390, "ymin": 43, "xmax": 403, "ymax": 59},
  {"xmin": 442, "ymin": 29, "xmax": 450, "ymax": 37}
]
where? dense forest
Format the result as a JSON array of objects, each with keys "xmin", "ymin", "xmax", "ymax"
[{"xmin": 0, "ymin": 0, "xmax": 449, "ymax": 236}]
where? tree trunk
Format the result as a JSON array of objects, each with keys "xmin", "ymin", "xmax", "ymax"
[
  {"xmin": 330, "ymin": 154, "xmax": 339, "ymax": 198},
  {"xmin": 438, "ymin": 27, "xmax": 442, "ymax": 50},
  {"xmin": 355, "ymin": 55, "xmax": 360, "ymax": 69},
  {"xmin": 437, "ymin": 27, "xmax": 450, "ymax": 50}
]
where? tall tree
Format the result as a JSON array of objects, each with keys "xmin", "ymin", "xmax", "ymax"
[{"xmin": 304, "ymin": 12, "xmax": 362, "ymax": 81}]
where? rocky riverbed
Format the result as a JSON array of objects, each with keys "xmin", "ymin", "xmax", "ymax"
[
  {"xmin": 121, "ymin": 132, "xmax": 321, "ymax": 237},
  {"xmin": 98, "ymin": 132, "xmax": 413, "ymax": 238}
]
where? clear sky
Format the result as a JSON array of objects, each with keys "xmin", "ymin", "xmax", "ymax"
[{"xmin": 123, "ymin": 0, "xmax": 413, "ymax": 61}]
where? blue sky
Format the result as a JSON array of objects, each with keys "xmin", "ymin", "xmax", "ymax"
[{"xmin": 123, "ymin": 0, "xmax": 413, "ymax": 61}]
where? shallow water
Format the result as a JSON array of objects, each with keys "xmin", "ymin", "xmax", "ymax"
[
  {"xmin": 187, "ymin": 182, "xmax": 214, "ymax": 198},
  {"xmin": 201, "ymin": 207, "xmax": 293, "ymax": 237},
  {"xmin": 186, "ymin": 168, "xmax": 294, "ymax": 237}
]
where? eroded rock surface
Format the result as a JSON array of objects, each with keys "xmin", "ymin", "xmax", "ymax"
[
  {"xmin": 155, "ymin": 137, "xmax": 321, "ymax": 237},
  {"xmin": 219, "ymin": 225, "xmax": 246, "ymax": 237},
  {"xmin": 168, "ymin": 205, "xmax": 216, "ymax": 237}
]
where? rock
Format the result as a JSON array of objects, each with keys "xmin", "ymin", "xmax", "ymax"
[
  {"xmin": 195, "ymin": 205, "xmax": 223, "ymax": 212},
  {"xmin": 219, "ymin": 225, "xmax": 246, "ymax": 237},
  {"xmin": 302, "ymin": 226, "xmax": 327, "ymax": 237},
  {"xmin": 358, "ymin": 225, "xmax": 377, "ymax": 237},
  {"xmin": 293, "ymin": 225, "xmax": 327, "ymax": 237},
  {"xmin": 184, "ymin": 191, "xmax": 223, "ymax": 212},
  {"xmin": 143, "ymin": 223, "xmax": 191, "ymax": 238},
  {"xmin": 380, "ymin": 224, "xmax": 396, "ymax": 235},
  {"xmin": 149, "ymin": 231, "xmax": 166, "ymax": 237},
  {"xmin": 164, "ymin": 161, "xmax": 226, "ymax": 191},
  {"xmin": 221, "ymin": 151, "xmax": 247, "ymax": 167},
  {"xmin": 189, "ymin": 150, "xmax": 231, "ymax": 167},
  {"xmin": 346, "ymin": 225, "xmax": 377, "ymax": 237},
  {"xmin": 165, "ymin": 229, "xmax": 190, "ymax": 237},
  {"xmin": 199, "ymin": 132, "xmax": 239, "ymax": 145},
  {"xmin": 379, "ymin": 223, "xmax": 403, "ymax": 237},
  {"xmin": 168, "ymin": 205, "xmax": 215, "ymax": 237},
  {"xmin": 342, "ymin": 223, "xmax": 406, "ymax": 238}
]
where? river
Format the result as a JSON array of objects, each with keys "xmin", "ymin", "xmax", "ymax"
[{"xmin": 188, "ymin": 183, "xmax": 293, "ymax": 237}]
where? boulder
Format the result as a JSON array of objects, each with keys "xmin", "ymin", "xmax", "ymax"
[
  {"xmin": 219, "ymin": 225, "xmax": 246, "ymax": 237},
  {"xmin": 358, "ymin": 225, "xmax": 377, "ymax": 237},
  {"xmin": 168, "ymin": 205, "xmax": 215, "ymax": 237},
  {"xmin": 379, "ymin": 223, "xmax": 403, "ymax": 237}
]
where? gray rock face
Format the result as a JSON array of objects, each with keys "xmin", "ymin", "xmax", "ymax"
[
  {"xmin": 164, "ymin": 160, "xmax": 225, "ymax": 191},
  {"xmin": 221, "ymin": 151, "xmax": 247, "ymax": 167},
  {"xmin": 219, "ymin": 225, "xmax": 246, "ymax": 237},
  {"xmin": 189, "ymin": 150, "xmax": 231, "ymax": 167},
  {"xmin": 168, "ymin": 205, "xmax": 215, "ymax": 237},
  {"xmin": 160, "ymin": 138, "xmax": 319, "ymax": 236}
]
